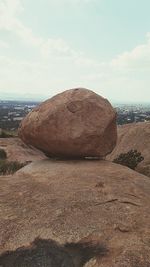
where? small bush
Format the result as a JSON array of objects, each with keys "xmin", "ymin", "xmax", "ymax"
[
  {"xmin": 0, "ymin": 160, "xmax": 26, "ymax": 175},
  {"xmin": 113, "ymin": 149, "xmax": 144, "ymax": 170},
  {"xmin": 0, "ymin": 130, "xmax": 13, "ymax": 138},
  {"xmin": 0, "ymin": 149, "xmax": 7, "ymax": 159}
]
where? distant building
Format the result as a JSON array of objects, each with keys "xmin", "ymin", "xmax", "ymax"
[{"xmin": 13, "ymin": 117, "xmax": 24, "ymax": 121}]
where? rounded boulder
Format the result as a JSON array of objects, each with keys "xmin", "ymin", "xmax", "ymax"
[{"xmin": 19, "ymin": 88, "xmax": 117, "ymax": 158}]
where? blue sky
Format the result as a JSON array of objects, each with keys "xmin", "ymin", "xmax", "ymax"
[{"xmin": 0, "ymin": 0, "xmax": 150, "ymax": 102}]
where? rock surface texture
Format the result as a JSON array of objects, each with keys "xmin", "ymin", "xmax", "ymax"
[
  {"xmin": 107, "ymin": 122, "xmax": 150, "ymax": 177},
  {"xmin": 0, "ymin": 138, "xmax": 46, "ymax": 163},
  {"xmin": 19, "ymin": 88, "xmax": 117, "ymax": 158},
  {"xmin": 0, "ymin": 159, "xmax": 150, "ymax": 266}
]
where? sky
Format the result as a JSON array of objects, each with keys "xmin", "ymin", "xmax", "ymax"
[{"xmin": 0, "ymin": 0, "xmax": 150, "ymax": 102}]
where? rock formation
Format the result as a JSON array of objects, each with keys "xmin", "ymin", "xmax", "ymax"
[
  {"xmin": 19, "ymin": 88, "xmax": 117, "ymax": 158},
  {"xmin": 1, "ymin": 90, "xmax": 150, "ymax": 266},
  {"xmin": 107, "ymin": 122, "xmax": 150, "ymax": 177},
  {"xmin": 0, "ymin": 137, "xmax": 46, "ymax": 163},
  {"xmin": 0, "ymin": 160, "xmax": 150, "ymax": 266}
]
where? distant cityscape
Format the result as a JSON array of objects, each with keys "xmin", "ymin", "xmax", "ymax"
[
  {"xmin": 115, "ymin": 103, "xmax": 150, "ymax": 125},
  {"xmin": 0, "ymin": 101, "xmax": 40, "ymax": 131},
  {"xmin": 0, "ymin": 100, "xmax": 150, "ymax": 131}
]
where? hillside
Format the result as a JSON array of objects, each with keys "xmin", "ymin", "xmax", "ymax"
[{"xmin": 107, "ymin": 122, "xmax": 150, "ymax": 177}]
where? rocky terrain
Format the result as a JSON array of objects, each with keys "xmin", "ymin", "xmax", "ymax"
[
  {"xmin": 0, "ymin": 160, "xmax": 150, "ymax": 266},
  {"xmin": 107, "ymin": 122, "xmax": 150, "ymax": 177},
  {"xmin": 0, "ymin": 89, "xmax": 150, "ymax": 267},
  {"xmin": 0, "ymin": 137, "xmax": 46, "ymax": 163}
]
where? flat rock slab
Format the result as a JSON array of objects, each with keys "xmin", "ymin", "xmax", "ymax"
[
  {"xmin": 19, "ymin": 88, "xmax": 117, "ymax": 158},
  {"xmin": 0, "ymin": 160, "xmax": 150, "ymax": 266}
]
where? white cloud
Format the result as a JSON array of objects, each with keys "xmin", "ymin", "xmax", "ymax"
[
  {"xmin": 110, "ymin": 32, "xmax": 150, "ymax": 70},
  {"xmin": 0, "ymin": 0, "xmax": 99, "ymax": 67},
  {"xmin": 1, "ymin": 2, "xmax": 99, "ymax": 81},
  {"xmin": 0, "ymin": 40, "xmax": 9, "ymax": 48},
  {"xmin": 41, "ymin": 38, "xmax": 78, "ymax": 58},
  {"xmin": 0, "ymin": 0, "xmax": 100, "ymax": 97},
  {"xmin": 41, "ymin": 37, "xmax": 100, "ymax": 69},
  {"xmin": 0, "ymin": 0, "xmax": 23, "ymax": 29},
  {"xmin": 13, "ymin": 20, "xmax": 43, "ymax": 46},
  {"xmin": 47, "ymin": 0, "xmax": 96, "ymax": 4},
  {"xmin": 0, "ymin": 0, "xmax": 43, "ymax": 46},
  {"xmin": 0, "ymin": 0, "xmax": 149, "ymax": 102}
]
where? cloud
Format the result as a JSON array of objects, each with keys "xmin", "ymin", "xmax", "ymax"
[
  {"xmin": 0, "ymin": 0, "xmax": 99, "ymax": 67},
  {"xmin": 0, "ymin": 0, "xmax": 43, "ymax": 46},
  {"xmin": 79, "ymin": 32, "xmax": 150, "ymax": 101},
  {"xmin": 0, "ymin": 40, "xmax": 9, "ymax": 48},
  {"xmin": 0, "ymin": 0, "xmax": 150, "ymax": 102},
  {"xmin": 41, "ymin": 38, "xmax": 78, "ymax": 59},
  {"xmin": 0, "ymin": 0, "xmax": 23, "ymax": 29},
  {"xmin": 110, "ymin": 32, "xmax": 150, "ymax": 71},
  {"xmin": 0, "ymin": 0, "xmax": 101, "ymax": 97},
  {"xmin": 47, "ymin": 0, "xmax": 97, "ymax": 4}
]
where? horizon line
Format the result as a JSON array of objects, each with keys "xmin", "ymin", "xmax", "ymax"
[{"xmin": 0, "ymin": 98, "xmax": 150, "ymax": 105}]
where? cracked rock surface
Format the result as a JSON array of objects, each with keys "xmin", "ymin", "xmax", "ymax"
[{"xmin": 0, "ymin": 159, "xmax": 150, "ymax": 266}]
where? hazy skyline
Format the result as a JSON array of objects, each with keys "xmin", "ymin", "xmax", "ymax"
[{"xmin": 0, "ymin": 0, "xmax": 150, "ymax": 102}]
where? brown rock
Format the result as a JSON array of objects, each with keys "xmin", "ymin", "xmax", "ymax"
[
  {"xmin": 18, "ymin": 88, "xmax": 117, "ymax": 158},
  {"xmin": 107, "ymin": 122, "xmax": 150, "ymax": 177},
  {"xmin": 0, "ymin": 137, "xmax": 46, "ymax": 163},
  {"xmin": 0, "ymin": 159, "xmax": 150, "ymax": 266}
]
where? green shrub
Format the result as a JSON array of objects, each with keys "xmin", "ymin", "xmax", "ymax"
[
  {"xmin": 0, "ymin": 149, "xmax": 7, "ymax": 159},
  {"xmin": 0, "ymin": 130, "xmax": 13, "ymax": 138},
  {"xmin": 0, "ymin": 160, "xmax": 26, "ymax": 175},
  {"xmin": 113, "ymin": 149, "xmax": 144, "ymax": 170}
]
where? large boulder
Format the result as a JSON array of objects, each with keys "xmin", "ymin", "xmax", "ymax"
[
  {"xmin": 107, "ymin": 122, "xmax": 150, "ymax": 177},
  {"xmin": 0, "ymin": 159, "xmax": 150, "ymax": 266},
  {"xmin": 19, "ymin": 88, "xmax": 117, "ymax": 158}
]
